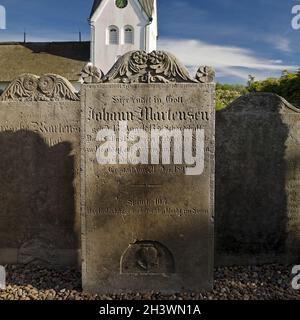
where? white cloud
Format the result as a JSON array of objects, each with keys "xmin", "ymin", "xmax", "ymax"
[
  {"xmin": 264, "ymin": 35, "xmax": 292, "ymax": 53},
  {"xmin": 158, "ymin": 38, "xmax": 298, "ymax": 82}
]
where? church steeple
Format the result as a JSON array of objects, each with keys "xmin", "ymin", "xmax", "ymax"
[
  {"xmin": 90, "ymin": 0, "xmax": 103, "ymax": 18},
  {"xmin": 90, "ymin": 0, "xmax": 156, "ymax": 20},
  {"xmin": 90, "ymin": 0, "xmax": 157, "ymax": 73},
  {"xmin": 137, "ymin": 0, "xmax": 155, "ymax": 19}
]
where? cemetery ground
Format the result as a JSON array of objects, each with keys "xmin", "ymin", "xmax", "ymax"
[{"xmin": 0, "ymin": 264, "xmax": 299, "ymax": 300}]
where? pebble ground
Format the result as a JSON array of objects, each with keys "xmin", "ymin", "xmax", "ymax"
[{"xmin": 0, "ymin": 264, "xmax": 299, "ymax": 300}]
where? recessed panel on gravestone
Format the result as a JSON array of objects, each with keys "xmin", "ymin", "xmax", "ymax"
[
  {"xmin": 81, "ymin": 83, "xmax": 215, "ymax": 293},
  {"xmin": 0, "ymin": 74, "xmax": 81, "ymax": 266}
]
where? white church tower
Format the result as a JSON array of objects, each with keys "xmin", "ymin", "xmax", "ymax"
[{"xmin": 90, "ymin": 0, "xmax": 158, "ymax": 74}]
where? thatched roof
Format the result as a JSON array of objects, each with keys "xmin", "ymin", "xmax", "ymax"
[{"xmin": 0, "ymin": 42, "xmax": 90, "ymax": 82}]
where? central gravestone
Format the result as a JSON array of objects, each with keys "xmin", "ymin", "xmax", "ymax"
[{"xmin": 81, "ymin": 51, "xmax": 215, "ymax": 293}]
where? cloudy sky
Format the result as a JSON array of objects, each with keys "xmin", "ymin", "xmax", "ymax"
[{"xmin": 0, "ymin": 0, "xmax": 299, "ymax": 83}]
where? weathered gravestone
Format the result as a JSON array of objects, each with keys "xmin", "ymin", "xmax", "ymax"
[
  {"xmin": 0, "ymin": 74, "xmax": 81, "ymax": 266},
  {"xmin": 81, "ymin": 51, "xmax": 215, "ymax": 293},
  {"xmin": 216, "ymin": 93, "xmax": 300, "ymax": 265}
]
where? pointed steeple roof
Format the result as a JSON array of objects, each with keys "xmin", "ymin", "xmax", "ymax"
[
  {"xmin": 90, "ymin": 0, "xmax": 103, "ymax": 18},
  {"xmin": 138, "ymin": 0, "xmax": 155, "ymax": 19},
  {"xmin": 90, "ymin": 0, "xmax": 155, "ymax": 19}
]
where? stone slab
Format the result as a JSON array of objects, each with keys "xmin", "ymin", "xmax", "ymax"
[
  {"xmin": 0, "ymin": 100, "xmax": 81, "ymax": 266},
  {"xmin": 216, "ymin": 93, "xmax": 300, "ymax": 264},
  {"xmin": 81, "ymin": 83, "xmax": 215, "ymax": 293}
]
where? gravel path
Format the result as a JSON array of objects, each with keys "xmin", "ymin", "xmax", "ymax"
[{"xmin": 0, "ymin": 264, "xmax": 299, "ymax": 300}]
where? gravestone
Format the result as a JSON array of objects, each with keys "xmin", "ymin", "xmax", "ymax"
[
  {"xmin": 81, "ymin": 51, "xmax": 215, "ymax": 293},
  {"xmin": 0, "ymin": 265, "xmax": 5, "ymax": 290},
  {"xmin": 216, "ymin": 93, "xmax": 300, "ymax": 265},
  {"xmin": 0, "ymin": 74, "xmax": 81, "ymax": 266}
]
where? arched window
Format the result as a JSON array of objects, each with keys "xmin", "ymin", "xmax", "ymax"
[
  {"xmin": 124, "ymin": 26, "xmax": 134, "ymax": 44},
  {"xmin": 108, "ymin": 25, "xmax": 119, "ymax": 44}
]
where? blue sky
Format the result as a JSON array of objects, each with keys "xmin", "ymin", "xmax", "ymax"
[{"xmin": 0, "ymin": 0, "xmax": 299, "ymax": 83}]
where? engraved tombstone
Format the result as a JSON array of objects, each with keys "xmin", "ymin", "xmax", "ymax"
[
  {"xmin": 216, "ymin": 93, "xmax": 300, "ymax": 265},
  {"xmin": 81, "ymin": 51, "xmax": 215, "ymax": 293},
  {"xmin": 0, "ymin": 74, "xmax": 80, "ymax": 266}
]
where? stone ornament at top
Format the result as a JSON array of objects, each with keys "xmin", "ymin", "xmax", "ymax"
[
  {"xmin": 195, "ymin": 66, "xmax": 216, "ymax": 84},
  {"xmin": 80, "ymin": 51, "xmax": 215, "ymax": 84},
  {"xmin": 0, "ymin": 74, "xmax": 79, "ymax": 102},
  {"xmin": 80, "ymin": 63, "xmax": 104, "ymax": 84}
]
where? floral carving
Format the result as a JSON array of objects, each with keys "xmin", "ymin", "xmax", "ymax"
[
  {"xmin": 24, "ymin": 75, "xmax": 38, "ymax": 91},
  {"xmin": 80, "ymin": 63, "xmax": 104, "ymax": 84},
  {"xmin": 0, "ymin": 74, "xmax": 79, "ymax": 101},
  {"xmin": 121, "ymin": 240, "xmax": 175, "ymax": 275},
  {"xmin": 132, "ymin": 51, "xmax": 148, "ymax": 66},
  {"xmin": 195, "ymin": 66, "xmax": 215, "ymax": 84},
  {"xmin": 39, "ymin": 75, "xmax": 55, "ymax": 95},
  {"xmin": 103, "ymin": 50, "xmax": 199, "ymax": 84},
  {"xmin": 148, "ymin": 51, "xmax": 164, "ymax": 64}
]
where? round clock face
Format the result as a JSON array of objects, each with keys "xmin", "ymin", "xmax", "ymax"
[{"xmin": 116, "ymin": 0, "xmax": 128, "ymax": 9}]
